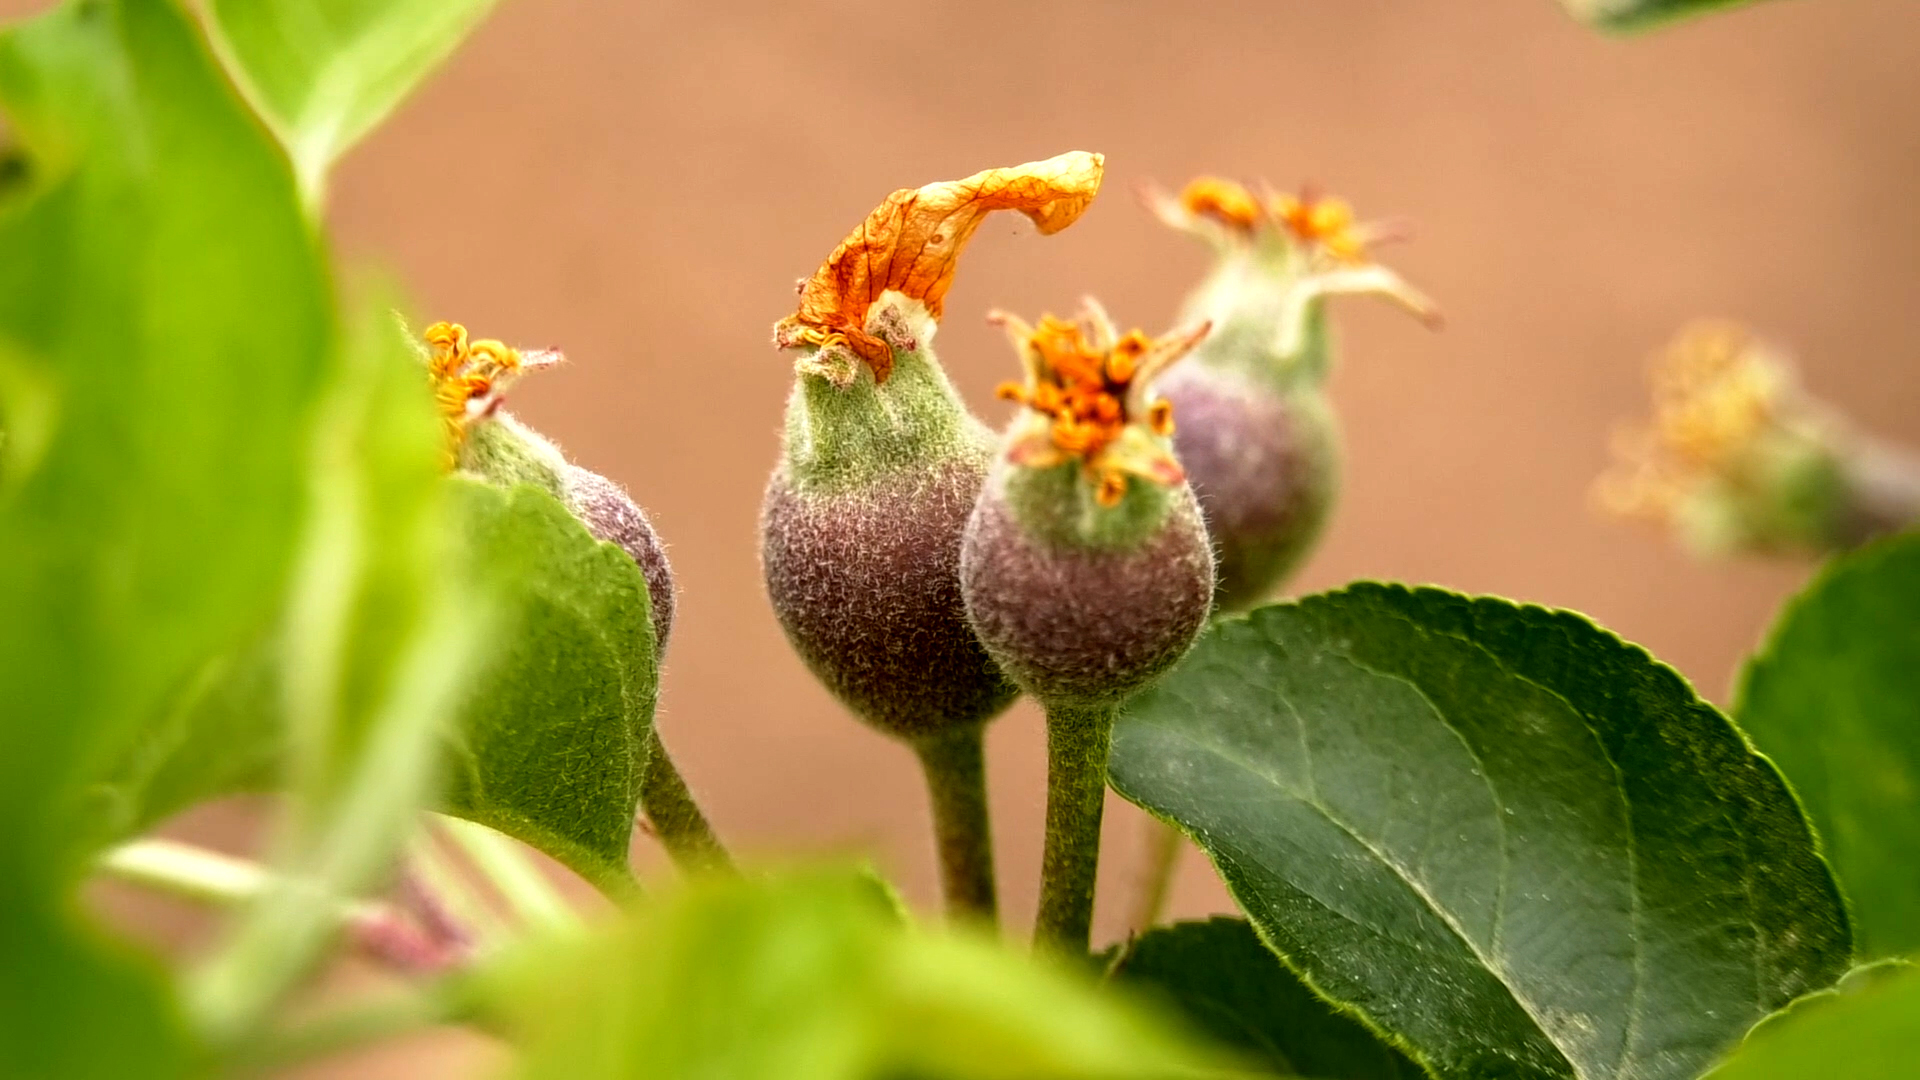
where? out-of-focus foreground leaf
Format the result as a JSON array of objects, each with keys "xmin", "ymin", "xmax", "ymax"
[
  {"xmin": 1735, "ymin": 532, "xmax": 1920, "ymax": 958},
  {"xmin": 1706, "ymin": 962, "xmax": 1920, "ymax": 1079},
  {"xmin": 204, "ymin": 0, "xmax": 500, "ymax": 200},
  {"xmin": 0, "ymin": 0, "xmax": 332, "ymax": 1070},
  {"xmin": 187, "ymin": 303, "xmax": 486, "ymax": 1040},
  {"xmin": 1111, "ymin": 918, "xmax": 1426, "ymax": 1079},
  {"xmin": 1558, "ymin": 0, "xmax": 1767, "ymax": 32},
  {"xmin": 89, "ymin": 473, "xmax": 659, "ymax": 900},
  {"xmin": 476, "ymin": 869, "xmax": 1234, "ymax": 1080},
  {"xmin": 1109, "ymin": 584, "xmax": 1851, "ymax": 1080}
]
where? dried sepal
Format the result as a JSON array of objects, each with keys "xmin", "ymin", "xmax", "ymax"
[
  {"xmin": 992, "ymin": 303, "xmax": 1208, "ymax": 507},
  {"xmin": 774, "ymin": 151, "xmax": 1106, "ymax": 382}
]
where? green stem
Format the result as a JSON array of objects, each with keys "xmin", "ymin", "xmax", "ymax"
[
  {"xmin": 641, "ymin": 727, "xmax": 732, "ymax": 872},
  {"xmin": 1034, "ymin": 703, "xmax": 1117, "ymax": 956},
  {"xmin": 912, "ymin": 725, "xmax": 997, "ymax": 924}
]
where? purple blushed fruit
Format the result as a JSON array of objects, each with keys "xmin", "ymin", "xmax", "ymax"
[
  {"xmin": 759, "ymin": 152, "xmax": 1103, "ymax": 742},
  {"xmin": 959, "ymin": 301, "xmax": 1213, "ymax": 954},
  {"xmin": 761, "ymin": 152, "xmax": 1107, "ymax": 922},
  {"xmin": 563, "ymin": 464, "xmax": 675, "ymax": 653},
  {"xmin": 960, "ymin": 303, "xmax": 1215, "ymax": 708},
  {"xmin": 1143, "ymin": 177, "xmax": 1440, "ymax": 610}
]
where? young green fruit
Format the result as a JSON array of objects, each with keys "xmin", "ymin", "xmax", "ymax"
[
  {"xmin": 760, "ymin": 152, "xmax": 1104, "ymax": 742},
  {"xmin": 423, "ymin": 321, "xmax": 676, "ymax": 651},
  {"xmin": 960, "ymin": 303, "xmax": 1215, "ymax": 710},
  {"xmin": 1144, "ymin": 178, "xmax": 1441, "ymax": 611},
  {"xmin": 1597, "ymin": 320, "xmax": 1920, "ymax": 557}
]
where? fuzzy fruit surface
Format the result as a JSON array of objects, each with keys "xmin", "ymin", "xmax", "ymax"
[
  {"xmin": 1158, "ymin": 363, "xmax": 1337, "ymax": 612},
  {"xmin": 459, "ymin": 417, "xmax": 675, "ymax": 653},
  {"xmin": 763, "ymin": 454, "xmax": 1017, "ymax": 740},
  {"xmin": 961, "ymin": 464, "xmax": 1214, "ymax": 709},
  {"xmin": 761, "ymin": 330, "xmax": 1018, "ymax": 741},
  {"xmin": 563, "ymin": 465, "xmax": 675, "ymax": 654}
]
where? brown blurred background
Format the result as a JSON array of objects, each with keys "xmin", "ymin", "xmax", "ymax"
[{"xmin": 20, "ymin": 0, "xmax": 1920, "ymax": 1073}]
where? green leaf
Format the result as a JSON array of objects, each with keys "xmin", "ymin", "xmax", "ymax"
[
  {"xmin": 440, "ymin": 477, "xmax": 658, "ymax": 898},
  {"xmin": 204, "ymin": 0, "xmax": 500, "ymax": 200},
  {"xmin": 1706, "ymin": 963, "xmax": 1920, "ymax": 1080},
  {"xmin": 1557, "ymin": 0, "xmax": 1767, "ymax": 32},
  {"xmin": 0, "ymin": 0, "xmax": 329, "ymax": 885},
  {"xmin": 189, "ymin": 299, "xmax": 487, "ymax": 1039},
  {"xmin": 1109, "ymin": 583, "xmax": 1851, "ymax": 1080},
  {"xmin": 0, "ymin": 0, "xmax": 333, "ymax": 1068},
  {"xmin": 85, "ymin": 474, "xmax": 660, "ymax": 898},
  {"xmin": 1734, "ymin": 532, "xmax": 1920, "ymax": 958},
  {"xmin": 477, "ymin": 868, "xmax": 1234, "ymax": 1080},
  {"xmin": 1112, "ymin": 918, "xmax": 1425, "ymax": 1079}
]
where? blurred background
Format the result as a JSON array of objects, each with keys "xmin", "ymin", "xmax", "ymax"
[{"xmin": 15, "ymin": 0, "xmax": 1920, "ymax": 1073}]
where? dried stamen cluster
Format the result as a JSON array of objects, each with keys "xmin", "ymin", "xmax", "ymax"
[
  {"xmin": 1598, "ymin": 321, "xmax": 1804, "ymax": 522},
  {"xmin": 423, "ymin": 320, "xmax": 558, "ymax": 458},
  {"xmin": 993, "ymin": 305, "xmax": 1207, "ymax": 507}
]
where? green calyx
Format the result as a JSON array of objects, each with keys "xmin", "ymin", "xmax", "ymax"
[
  {"xmin": 779, "ymin": 333, "xmax": 994, "ymax": 498},
  {"xmin": 998, "ymin": 459, "xmax": 1177, "ymax": 554},
  {"xmin": 1677, "ymin": 439, "xmax": 1851, "ymax": 556},
  {"xmin": 1178, "ymin": 237, "xmax": 1335, "ymax": 393},
  {"xmin": 458, "ymin": 415, "xmax": 569, "ymax": 499}
]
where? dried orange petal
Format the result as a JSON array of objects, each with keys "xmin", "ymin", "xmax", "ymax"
[{"xmin": 776, "ymin": 151, "xmax": 1105, "ymax": 382}]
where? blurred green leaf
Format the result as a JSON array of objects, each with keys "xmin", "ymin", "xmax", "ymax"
[
  {"xmin": 477, "ymin": 868, "xmax": 1234, "ymax": 1080},
  {"xmin": 1735, "ymin": 532, "xmax": 1920, "ymax": 958},
  {"xmin": 1109, "ymin": 584, "xmax": 1851, "ymax": 1080},
  {"xmin": 204, "ymin": 0, "xmax": 500, "ymax": 200},
  {"xmin": 1558, "ymin": 0, "xmax": 1766, "ymax": 32},
  {"xmin": 1112, "ymin": 918, "xmax": 1425, "ymax": 1079},
  {"xmin": 1706, "ymin": 963, "xmax": 1920, "ymax": 1079},
  {"xmin": 441, "ymin": 477, "xmax": 658, "ymax": 898},
  {"xmin": 0, "ymin": 0, "xmax": 334, "ymax": 1068},
  {"xmin": 188, "ymin": 301, "xmax": 487, "ymax": 1041},
  {"xmin": 86, "ymin": 473, "xmax": 659, "ymax": 900}
]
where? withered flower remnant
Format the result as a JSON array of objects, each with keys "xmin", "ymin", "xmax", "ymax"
[
  {"xmin": 1597, "ymin": 321, "xmax": 1920, "ymax": 557},
  {"xmin": 1143, "ymin": 176, "xmax": 1442, "ymax": 611},
  {"xmin": 773, "ymin": 151, "xmax": 1105, "ymax": 385}
]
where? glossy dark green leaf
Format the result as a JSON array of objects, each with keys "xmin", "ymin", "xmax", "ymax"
[
  {"xmin": 1706, "ymin": 962, "xmax": 1920, "ymax": 1079},
  {"xmin": 1735, "ymin": 532, "xmax": 1920, "ymax": 958},
  {"xmin": 1558, "ymin": 0, "xmax": 1766, "ymax": 32},
  {"xmin": 0, "ymin": 0, "xmax": 333, "ymax": 1068},
  {"xmin": 1112, "ymin": 918, "xmax": 1425, "ymax": 1079},
  {"xmin": 1109, "ymin": 583, "xmax": 1850, "ymax": 1080},
  {"xmin": 205, "ymin": 0, "xmax": 500, "ymax": 199},
  {"xmin": 440, "ymin": 477, "xmax": 657, "ymax": 898},
  {"xmin": 479, "ymin": 868, "xmax": 1232, "ymax": 1080}
]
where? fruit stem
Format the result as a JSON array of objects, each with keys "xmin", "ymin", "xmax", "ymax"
[
  {"xmin": 640, "ymin": 727, "xmax": 733, "ymax": 872},
  {"xmin": 913, "ymin": 724, "xmax": 998, "ymax": 925},
  {"xmin": 1127, "ymin": 817, "xmax": 1185, "ymax": 936},
  {"xmin": 1034, "ymin": 702, "xmax": 1117, "ymax": 955}
]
